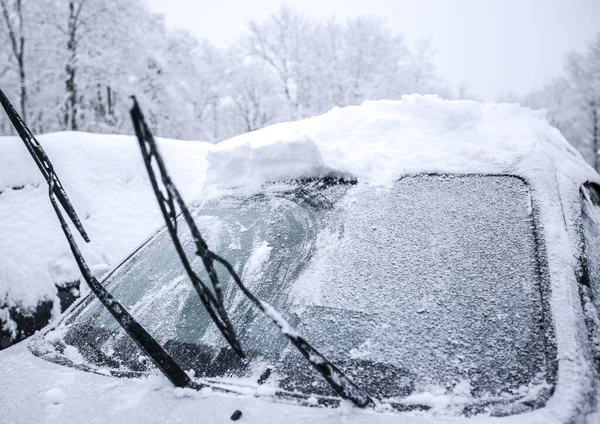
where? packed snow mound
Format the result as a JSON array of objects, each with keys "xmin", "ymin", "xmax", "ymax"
[
  {"xmin": 0, "ymin": 132, "xmax": 210, "ymax": 311},
  {"xmin": 206, "ymin": 95, "xmax": 589, "ymax": 188}
]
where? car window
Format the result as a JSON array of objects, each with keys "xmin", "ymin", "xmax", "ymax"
[
  {"xmin": 581, "ymin": 184, "xmax": 600, "ymax": 314},
  {"xmin": 49, "ymin": 175, "xmax": 553, "ymax": 413}
]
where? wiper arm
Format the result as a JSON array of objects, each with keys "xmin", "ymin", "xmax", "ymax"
[
  {"xmin": 0, "ymin": 89, "xmax": 89, "ymax": 243},
  {"xmin": 130, "ymin": 98, "xmax": 243, "ymax": 358},
  {"xmin": 0, "ymin": 89, "xmax": 191, "ymax": 388},
  {"xmin": 130, "ymin": 99, "xmax": 374, "ymax": 408}
]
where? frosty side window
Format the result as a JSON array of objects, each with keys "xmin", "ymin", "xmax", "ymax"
[{"xmin": 581, "ymin": 183, "xmax": 600, "ymax": 314}]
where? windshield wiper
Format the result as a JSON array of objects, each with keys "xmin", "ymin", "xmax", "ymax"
[
  {"xmin": 129, "ymin": 99, "xmax": 243, "ymax": 358},
  {"xmin": 130, "ymin": 98, "xmax": 374, "ymax": 408},
  {"xmin": 0, "ymin": 88, "xmax": 192, "ymax": 389},
  {"xmin": 0, "ymin": 90, "xmax": 89, "ymax": 243}
]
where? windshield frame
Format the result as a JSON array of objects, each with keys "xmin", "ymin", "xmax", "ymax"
[{"xmin": 29, "ymin": 173, "xmax": 557, "ymax": 415}]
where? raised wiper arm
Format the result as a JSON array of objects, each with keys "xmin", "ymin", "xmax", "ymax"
[
  {"xmin": 130, "ymin": 97, "xmax": 243, "ymax": 358},
  {"xmin": 0, "ymin": 89, "xmax": 89, "ymax": 242},
  {"xmin": 130, "ymin": 99, "xmax": 374, "ymax": 408},
  {"xmin": 0, "ymin": 90, "xmax": 191, "ymax": 389}
]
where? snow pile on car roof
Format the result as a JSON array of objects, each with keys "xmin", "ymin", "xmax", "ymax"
[
  {"xmin": 206, "ymin": 94, "xmax": 590, "ymax": 188},
  {"xmin": 0, "ymin": 132, "xmax": 210, "ymax": 314}
]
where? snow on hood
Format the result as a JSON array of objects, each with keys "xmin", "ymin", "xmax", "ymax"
[
  {"xmin": 205, "ymin": 95, "xmax": 591, "ymax": 188},
  {"xmin": 0, "ymin": 341, "xmax": 564, "ymax": 424},
  {"xmin": 0, "ymin": 131, "xmax": 210, "ymax": 311}
]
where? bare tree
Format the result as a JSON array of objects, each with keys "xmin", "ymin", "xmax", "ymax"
[
  {"xmin": 524, "ymin": 33, "xmax": 600, "ymax": 170},
  {"xmin": 63, "ymin": 0, "xmax": 78, "ymax": 129},
  {"xmin": 0, "ymin": 4, "xmax": 446, "ymax": 140},
  {"xmin": 341, "ymin": 17, "xmax": 408, "ymax": 102},
  {"xmin": 406, "ymin": 38, "xmax": 438, "ymax": 94},
  {"xmin": 245, "ymin": 6, "xmax": 316, "ymax": 119},
  {"xmin": 567, "ymin": 38, "xmax": 600, "ymax": 171},
  {"xmin": 0, "ymin": 0, "xmax": 27, "ymax": 121},
  {"xmin": 228, "ymin": 56, "xmax": 277, "ymax": 132}
]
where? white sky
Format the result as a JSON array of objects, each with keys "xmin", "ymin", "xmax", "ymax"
[{"xmin": 146, "ymin": 0, "xmax": 600, "ymax": 101}]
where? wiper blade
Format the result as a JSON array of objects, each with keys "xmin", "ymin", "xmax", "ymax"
[
  {"xmin": 130, "ymin": 98, "xmax": 243, "ymax": 358},
  {"xmin": 0, "ymin": 89, "xmax": 89, "ymax": 243},
  {"xmin": 0, "ymin": 89, "xmax": 192, "ymax": 389},
  {"xmin": 130, "ymin": 99, "xmax": 374, "ymax": 408}
]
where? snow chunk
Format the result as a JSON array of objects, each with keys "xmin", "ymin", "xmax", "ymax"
[
  {"xmin": 44, "ymin": 387, "xmax": 66, "ymax": 405},
  {"xmin": 259, "ymin": 300, "xmax": 298, "ymax": 338},
  {"xmin": 63, "ymin": 345, "xmax": 85, "ymax": 365},
  {"xmin": 255, "ymin": 385, "xmax": 276, "ymax": 397},
  {"xmin": 172, "ymin": 387, "xmax": 197, "ymax": 399},
  {"xmin": 206, "ymin": 137, "xmax": 338, "ymax": 188}
]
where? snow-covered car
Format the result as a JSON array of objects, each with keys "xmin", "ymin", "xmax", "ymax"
[{"xmin": 2, "ymin": 96, "xmax": 600, "ymax": 423}]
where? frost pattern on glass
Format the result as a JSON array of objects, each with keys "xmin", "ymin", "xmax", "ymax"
[
  {"xmin": 289, "ymin": 176, "xmax": 547, "ymax": 401},
  {"xmin": 62, "ymin": 176, "xmax": 549, "ymax": 410},
  {"xmin": 582, "ymin": 185, "xmax": 600, "ymax": 314}
]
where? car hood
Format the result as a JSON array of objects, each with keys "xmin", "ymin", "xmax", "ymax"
[{"xmin": 0, "ymin": 339, "xmax": 566, "ymax": 424}]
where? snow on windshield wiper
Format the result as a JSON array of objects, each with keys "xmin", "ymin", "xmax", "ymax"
[
  {"xmin": 0, "ymin": 88, "xmax": 192, "ymax": 389},
  {"xmin": 130, "ymin": 99, "xmax": 375, "ymax": 408},
  {"xmin": 0, "ymin": 89, "xmax": 89, "ymax": 243},
  {"xmin": 130, "ymin": 97, "xmax": 243, "ymax": 358}
]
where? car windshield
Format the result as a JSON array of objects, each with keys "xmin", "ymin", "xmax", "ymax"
[{"xmin": 49, "ymin": 175, "xmax": 554, "ymax": 411}]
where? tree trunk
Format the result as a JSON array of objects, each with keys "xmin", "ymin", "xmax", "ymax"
[
  {"xmin": 17, "ymin": 0, "xmax": 25, "ymax": 122},
  {"xmin": 18, "ymin": 49, "xmax": 26, "ymax": 122},
  {"xmin": 592, "ymin": 99, "xmax": 599, "ymax": 173},
  {"xmin": 64, "ymin": 0, "xmax": 78, "ymax": 131},
  {"xmin": 107, "ymin": 86, "xmax": 113, "ymax": 116},
  {"xmin": 1, "ymin": 0, "xmax": 27, "ymax": 121}
]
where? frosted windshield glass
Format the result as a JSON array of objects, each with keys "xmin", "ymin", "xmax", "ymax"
[{"xmin": 62, "ymin": 176, "xmax": 551, "ymax": 409}]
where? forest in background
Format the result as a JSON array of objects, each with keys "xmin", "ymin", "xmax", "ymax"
[{"xmin": 1, "ymin": 0, "xmax": 599, "ymax": 170}]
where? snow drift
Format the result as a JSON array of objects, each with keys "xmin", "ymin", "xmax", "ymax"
[{"xmin": 0, "ymin": 131, "xmax": 210, "ymax": 317}]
